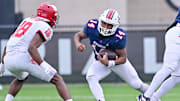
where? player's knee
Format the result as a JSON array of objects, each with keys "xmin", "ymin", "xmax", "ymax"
[
  {"xmin": 163, "ymin": 63, "xmax": 177, "ymax": 72},
  {"xmin": 17, "ymin": 75, "xmax": 29, "ymax": 82},
  {"xmin": 171, "ymin": 75, "xmax": 180, "ymax": 84},
  {"xmin": 50, "ymin": 73, "xmax": 64, "ymax": 84},
  {"xmin": 17, "ymin": 79, "xmax": 26, "ymax": 83},
  {"xmin": 86, "ymin": 75, "xmax": 92, "ymax": 82},
  {"xmin": 128, "ymin": 79, "xmax": 142, "ymax": 90},
  {"xmin": 86, "ymin": 75, "xmax": 98, "ymax": 83},
  {"xmin": 129, "ymin": 81, "xmax": 147, "ymax": 93}
]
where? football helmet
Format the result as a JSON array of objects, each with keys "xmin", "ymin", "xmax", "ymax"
[
  {"xmin": 98, "ymin": 9, "xmax": 120, "ymax": 36},
  {"xmin": 37, "ymin": 2, "xmax": 59, "ymax": 27}
]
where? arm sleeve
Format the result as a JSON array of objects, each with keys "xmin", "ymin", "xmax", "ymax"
[{"xmin": 37, "ymin": 30, "xmax": 46, "ymax": 42}]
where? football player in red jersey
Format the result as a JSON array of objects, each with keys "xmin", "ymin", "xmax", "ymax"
[{"xmin": 0, "ymin": 2, "xmax": 72, "ymax": 101}]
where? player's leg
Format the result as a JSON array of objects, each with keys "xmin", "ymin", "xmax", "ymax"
[
  {"xmin": 112, "ymin": 59, "xmax": 149, "ymax": 93},
  {"xmin": 5, "ymin": 76, "xmax": 28, "ymax": 101},
  {"xmin": 4, "ymin": 53, "xmax": 29, "ymax": 101},
  {"xmin": 143, "ymin": 64, "xmax": 173, "ymax": 98},
  {"xmin": 151, "ymin": 75, "xmax": 180, "ymax": 101},
  {"xmin": 151, "ymin": 63, "xmax": 180, "ymax": 101},
  {"xmin": 5, "ymin": 68, "xmax": 29, "ymax": 101},
  {"xmin": 50, "ymin": 73, "xmax": 72, "ymax": 101},
  {"xmin": 27, "ymin": 61, "xmax": 72, "ymax": 101},
  {"xmin": 86, "ymin": 61, "xmax": 111, "ymax": 101},
  {"xmin": 137, "ymin": 27, "xmax": 180, "ymax": 101},
  {"xmin": 144, "ymin": 27, "xmax": 180, "ymax": 98}
]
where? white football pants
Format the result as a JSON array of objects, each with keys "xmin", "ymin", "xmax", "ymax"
[
  {"xmin": 4, "ymin": 51, "xmax": 56, "ymax": 82},
  {"xmin": 86, "ymin": 59, "xmax": 148, "ymax": 101},
  {"xmin": 165, "ymin": 25, "xmax": 180, "ymax": 76},
  {"xmin": 144, "ymin": 24, "xmax": 180, "ymax": 98}
]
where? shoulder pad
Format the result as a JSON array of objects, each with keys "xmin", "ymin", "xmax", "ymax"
[
  {"xmin": 114, "ymin": 28, "xmax": 126, "ymax": 40},
  {"xmin": 86, "ymin": 19, "xmax": 99, "ymax": 29}
]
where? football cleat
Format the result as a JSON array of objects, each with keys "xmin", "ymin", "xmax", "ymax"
[{"xmin": 136, "ymin": 94, "xmax": 150, "ymax": 101}]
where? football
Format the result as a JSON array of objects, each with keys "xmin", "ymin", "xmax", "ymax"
[{"xmin": 99, "ymin": 49, "xmax": 118, "ymax": 60}]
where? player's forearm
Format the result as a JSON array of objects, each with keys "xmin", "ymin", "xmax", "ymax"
[
  {"xmin": 74, "ymin": 33, "xmax": 82, "ymax": 44},
  {"xmin": 28, "ymin": 46, "xmax": 43, "ymax": 65},
  {"xmin": 114, "ymin": 49, "xmax": 127, "ymax": 65},
  {"xmin": 115, "ymin": 56, "xmax": 126, "ymax": 65}
]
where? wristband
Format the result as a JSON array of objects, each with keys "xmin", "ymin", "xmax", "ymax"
[
  {"xmin": 40, "ymin": 61, "xmax": 56, "ymax": 82},
  {"xmin": 40, "ymin": 61, "xmax": 57, "ymax": 75},
  {"xmin": 108, "ymin": 60, "xmax": 115, "ymax": 68},
  {"xmin": 40, "ymin": 61, "xmax": 56, "ymax": 73},
  {"xmin": 40, "ymin": 61, "xmax": 52, "ymax": 69}
]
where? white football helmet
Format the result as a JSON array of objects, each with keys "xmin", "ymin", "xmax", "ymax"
[{"xmin": 98, "ymin": 9, "xmax": 120, "ymax": 36}]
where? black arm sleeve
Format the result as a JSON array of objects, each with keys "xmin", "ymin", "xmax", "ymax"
[{"xmin": 37, "ymin": 31, "xmax": 46, "ymax": 42}]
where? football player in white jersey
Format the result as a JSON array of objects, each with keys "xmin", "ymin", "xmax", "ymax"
[
  {"xmin": 0, "ymin": 2, "xmax": 73, "ymax": 101},
  {"xmin": 137, "ymin": 7, "xmax": 180, "ymax": 101}
]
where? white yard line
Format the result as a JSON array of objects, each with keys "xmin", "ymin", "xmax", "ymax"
[{"xmin": 0, "ymin": 93, "xmax": 179, "ymax": 100}]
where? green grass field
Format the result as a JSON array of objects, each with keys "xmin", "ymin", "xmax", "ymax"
[{"xmin": 0, "ymin": 83, "xmax": 179, "ymax": 101}]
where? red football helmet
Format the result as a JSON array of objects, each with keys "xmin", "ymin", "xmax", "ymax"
[{"xmin": 37, "ymin": 2, "xmax": 59, "ymax": 27}]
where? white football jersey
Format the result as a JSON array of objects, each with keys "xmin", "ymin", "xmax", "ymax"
[{"xmin": 6, "ymin": 17, "xmax": 53, "ymax": 53}]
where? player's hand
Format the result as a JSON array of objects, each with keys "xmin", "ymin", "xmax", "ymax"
[
  {"xmin": 0, "ymin": 63, "xmax": 5, "ymax": 77},
  {"xmin": 76, "ymin": 43, "xmax": 86, "ymax": 52},
  {"xmin": 97, "ymin": 52, "xmax": 109, "ymax": 66}
]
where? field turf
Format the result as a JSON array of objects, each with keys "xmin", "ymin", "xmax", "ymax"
[{"xmin": 0, "ymin": 83, "xmax": 179, "ymax": 101}]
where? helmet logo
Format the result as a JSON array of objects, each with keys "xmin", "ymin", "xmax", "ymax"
[
  {"xmin": 42, "ymin": 13, "xmax": 47, "ymax": 17},
  {"xmin": 106, "ymin": 9, "xmax": 115, "ymax": 20}
]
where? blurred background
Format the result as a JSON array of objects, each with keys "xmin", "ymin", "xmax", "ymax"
[{"xmin": 0, "ymin": 0, "xmax": 179, "ymax": 84}]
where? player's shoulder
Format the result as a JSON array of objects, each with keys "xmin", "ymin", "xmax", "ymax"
[
  {"xmin": 113, "ymin": 27, "xmax": 127, "ymax": 40},
  {"xmin": 26, "ymin": 17, "xmax": 51, "ymax": 28},
  {"xmin": 116, "ymin": 27, "xmax": 126, "ymax": 35},
  {"xmin": 87, "ymin": 19, "xmax": 99, "ymax": 23},
  {"xmin": 86, "ymin": 19, "xmax": 99, "ymax": 29}
]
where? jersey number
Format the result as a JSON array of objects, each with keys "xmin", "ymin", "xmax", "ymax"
[
  {"xmin": 13, "ymin": 21, "xmax": 32, "ymax": 37},
  {"xmin": 115, "ymin": 31, "xmax": 126, "ymax": 40},
  {"xmin": 87, "ymin": 20, "xmax": 97, "ymax": 28}
]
